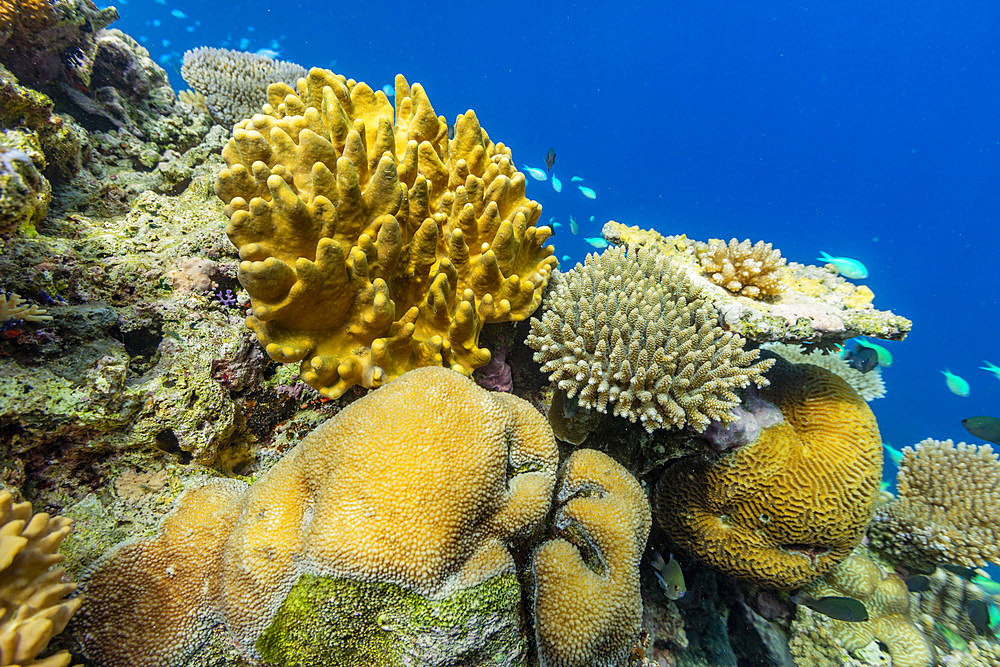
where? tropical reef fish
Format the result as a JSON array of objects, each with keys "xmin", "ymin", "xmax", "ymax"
[
  {"xmin": 962, "ymin": 416, "xmax": 1000, "ymax": 445},
  {"xmin": 552, "ymin": 175, "xmax": 562, "ymax": 193},
  {"xmin": 170, "ymin": 8, "xmax": 186, "ymax": 18},
  {"xmin": 584, "ymin": 236, "xmax": 608, "ymax": 249},
  {"xmin": 882, "ymin": 442, "xmax": 903, "ymax": 467},
  {"xmin": 560, "ymin": 254, "xmax": 571, "ymax": 263},
  {"xmin": 980, "ymin": 360, "xmax": 1000, "ymax": 380},
  {"xmin": 905, "ymin": 575, "xmax": 931, "ymax": 592},
  {"xmin": 942, "ymin": 369, "xmax": 970, "ymax": 397},
  {"xmin": 578, "ymin": 185, "xmax": 597, "ymax": 199},
  {"xmin": 523, "ymin": 165, "xmax": 547, "ymax": 181},
  {"xmin": 255, "ymin": 48, "xmax": 281, "ymax": 59},
  {"xmin": 972, "ymin": 574, "xmax": 1000, "ymax": 596},
  {"xmin": 382, "ymin": 84, "xmax": 395, "ymax": 98},
  {"xmin": 816, "ymin": 251, "xmax": 868, "ymax": 279},
  {"xmin": 651, "ymin": 551, "xmax": 686, "ymax": 600},
  {"xmin": 842, "ymin": 345, "xmax": 878, "ymax": 373},
  {"xmin": 935, "ymin": 622, "xmax": 969, "ymax": 651},
  {"xmin": 569, "ymin": 215, "xmax": 578, "ymax": 235},
  {"xmin": 571, "ymin": 176, "xmax": 584, "ymax": 182},
  {"xmin": 941, "ymin": 563, "xmax": 978, "ymax": 580},
  {"xmin": 791, "ymin": 594, "xmax": 869, "ymax": 622},
  {"xmin": 545, "ymin": 147, "xmax": 556, "ymax": 171},
  {"xmin": 854, "ymin": 338, "xmax": 893, "ymax": 367}
]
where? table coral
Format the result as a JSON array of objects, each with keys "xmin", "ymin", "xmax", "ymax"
[
  {"xmin": 653, "ymin": 354, "xmax": 882, "ymax": 589},
  {"xmin": 0, "ymin": 489, "xmax": 80, "ymax": 667},
  {"xmin": 695, "ymin": 237, "xmax": 785, "ymax": 298},
  {"xmin": 74, "ymin": 367, "xmax": 560, "ymax": 666},
  {"xmin": 216, "ymin": 68, "xmax": 557, "ymax": 398},
  {"xmin": 869, "ymin": 438, "xmax": 1000, "ymax": 569},
  {"xmin": 797, "ymin": 551, "xmax": 935, "ymax": 667},
  {"xmin": 527, "ymin": 244, "xmax": 773, "ymax": 433},
  {"xmin": 532, "ymin": 449, "xmax": 651, "ymax": 667}
]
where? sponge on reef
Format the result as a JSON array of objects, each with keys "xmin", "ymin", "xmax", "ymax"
[
  {"xmin": 532, "ymin": 449, "xmax": 651, "ymax": 667},
  {"xmin": 74, "ymin": 367, "xmax": 560, "ymax": 666},
  {"xmin": 216, "ymin": 68, "xmax": 557, "ymax": 398},
  {"xmin": 654, "ymin": 355, "xmax": 882, "ymax": 589}
]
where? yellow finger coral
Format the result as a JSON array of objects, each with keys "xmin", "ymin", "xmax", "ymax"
[
  {"xmin": 75, "ymin": 367, "xmax": 560, "ymax": 666},
  {"xmin": 532, "ymin": 449, "xmax": 651, "ymax": 667},
  {"xmin": 653, "ymin": 355, "xmax": 882, "ymax": 589},
  {"xmin": 799, "ymin": 551, "xmax": 935, "ymax": 667},
  {"xmin": 527, "ymin": 245, "xmax": 773, "ymax": 433},
  {"xmin": 695, "ymin": 237, "xmax": 785, "ymax": 298},
  {"xmin": 216, "ymin": 68, "xmax": 557, "ymax": 398},
  {"xmin": 1, "ymin": 489, "xmax": 81, "ymax": 667}
]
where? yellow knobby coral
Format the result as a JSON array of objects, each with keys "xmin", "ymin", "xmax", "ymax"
[
  {"xmin": 75, "ymin": 367, "xmax": 559, "ymax": 666},
  {"xmin": 695, "ymin": 237, "xmax": 785, "ymax": 298},
  {"xmin": 653, "ymin": 355, "xmax": 882, "ymax": 589},
  {"xmin": 532, "ymin": 449, "xmax": 651, "ymax": 667},
  {"xmin": 0, "ymin": 0, "xmax": 55, "ymax": 40},
  {"xmin": 763, "ymin": 342, "xmax": 885, "ymax": 401},
  {"xmin": 526, "ymin": 245, "xmax": 773, "ymax": 433},
  {"xmin": 216, "ymin": 68, "xmax": 557, "ymax": 398},
  {"xmin": 801, "ymin": 551, "xmax": 934, "ymax": 667},
  {"xmin": 0, "ymin": 489, "xmax": 80, "ymax": 667},
  {"xmin": 869, "ymin": 438, "xmax": 1000, "ymax": 568}
]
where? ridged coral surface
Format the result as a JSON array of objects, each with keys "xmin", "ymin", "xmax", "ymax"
[
  {"xmin": 696, "ymin": 237, "xmax": 785, "ymax": 298},
  {"xmin": 74, "ymin": 367, "xmax": 559, "ymax": 666},
  {"xmin": 870, "ymin": 438, "xmax": 1000, "ymax": 567},
  {"xmin": 217, "ymin": 68, "xmax": 557, "ymax": 398},
  {"xmin": 0, "ymin": 490, "xmax": 80, "ymax": 667},
  {"xmin": 532, "ymin": 449, "xmax": 651, "ymax": 667},
  {"xmin": 654, "ymin": 356, "xmax": 882, "ymax": 589},
  {"xmin": 526, "ymin": 245, "xmax": 773, "ymax": 432}
]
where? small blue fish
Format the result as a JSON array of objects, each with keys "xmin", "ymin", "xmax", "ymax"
[
  {"xmin": 151, "ymin": 18, "xmax": 161, "ymax": 26},
  {"xmin": 569, "ymin": 216, "xmax": 578, "ymax": 235},
  {"xmin": 651, "ymin": 551, "xmax": 686, "ymax": 600},
  {"xmin": 791, "ymin": 594, "xmax": 869, "ymax": 622},
  {"xmin": 551, "ymin": 175, "xmax": 562, "ymax": 193},
  {"xmin": 185, "ymin": 25, "xmax": 195, "ymax": 32},
  {"xmin": 170, "ymin": 8, "xmax": 186, "ymax": 18},
  {"xmin": 972, "ymin": 574, "xmax": 1000, "ymax": 596},
  {"xmin": 552, "ymin": 221, "xmax": 562, "ymax": 229},
  {"xmin": 560, "ymin": 254, "xmax": 571, "ymax": 262},
  {"xmin": 854, "ymin": 338, "xmax": 893, "ymax": 367},
  {"xmin": 255, "ymin": 48, "xmax": 281, "ymax": 59},
  {"xmin": 816, "ymin": 251, "xmax": 868, "ymax": 279},
  {"xmin": 239, "ymin": 37, "xmax": 251, "ymax": 49},
  {"xmin": 942, "ymin": 369, "xmax": 970, "ymax": 397},
  {"xmin": 570, "ymin": 176, "xmax": 584, "ymax": 182},
  {"xmin": 382, "ymin": 84, "xmax": 394, "ymax": 98},
  {"xmin": 980, "ymin": 361, "xmax": 1000, "ymax": 380},
  {"xmin": 522, "ymin": 165, "xmax": 547, "ymax": 182},
  {"xmin": 584, "ymin": 236, "xmax": 608, "ymax": 249},
  {"xmin": 882, "ymin": 442, "xmax": 903, "ymax": 467},
  {"xmin": 161, "ymin": 38, "xmax": 171, "ymax": 47},
  {"xmin": 578, "ymin": 185, "xmax": 597, "ymax": 199}
]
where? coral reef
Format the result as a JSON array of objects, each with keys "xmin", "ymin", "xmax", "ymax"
[
  {"xmin": 531, "ymin": 449, "xmax": 651, "ymax": 667},
  {"xmin": 763, "ymin": 342, "xmax": 885, "ymax": 401},
  {"xmin": 792, "ymin": 550, "xmax": 934, "ymax": 667},
  {"xmin": 0, "ymin": 129, "xmax": 49, "ymax": 235},
  {"xmin": 602, "ymin": 221, "xmax": 911, "ymax": 344},
  {"xmin": 217, "ymin": 68, "xmax": 557, "ymax": 398},
  {"xmin": 74, "ymin": 367, "xmax": 560, "ymax": 666},
  {"xmin": 181, "ymin": 47, "xmax": 308, "ymax": 128},
  {"xmin": 0, "ymin": 489, "xmax": 80, "ymax": 667},
  {"xmin": 653, "ymin": 355, "xmax": 882, "ymax": 589},
  {"xmin": 0, "ymin": 293, "xmax": 50, "ymax": 323},
  {"xmin": 695, "ymin": 237, "xmax": 785, "ymax": 298},
  {"xmin": 527, "ymin": 245, "xmax": 773, "ymax": 433},
  {"xmin": 869, "ymin": 437, "xmax": 1000, "ymax": 568}
]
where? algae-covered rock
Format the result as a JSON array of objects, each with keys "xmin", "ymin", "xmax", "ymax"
[{"xmin": 0, "ymin": 127, "xmax": 50, "ymax": 235}]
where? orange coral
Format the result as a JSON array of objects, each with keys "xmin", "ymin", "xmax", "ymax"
[
  {"xmin": 0, "ymin": 0, "xmax": 56, "ymax": 38},
  {"xmin": 653, "ymin": 355, "xmax": 882, "ymax": 589}
]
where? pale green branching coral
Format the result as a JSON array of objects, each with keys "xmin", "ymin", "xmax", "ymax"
[{"xmin": 526, "ymin": 244, "xmax": 773, "ymax": 432}]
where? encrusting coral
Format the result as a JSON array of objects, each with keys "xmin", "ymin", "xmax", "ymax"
[
  {"xmin": 763, "ymin": 342, "xmax": 885, "ymax": 401},
  {"xmin": 869, "ymin": 438, "xmax": 1000, "ymax": 568},
  {"xmin": 216, "ymin": 68, "xmax": 557, "ymax": 398},
  {"xmin": 654, "ymin": 354, "xmax": 882, "ymax": 589},
  {"xmin": 181, "ymin": 47, "xmax": 307, "ymax": 128},
  {"xmin": 797, "ymin": 551, "xmax": 935, "ymax": 667},
  {"xmin": 526, "ymin": 244, "xmax": 772, "ymax": 433},
  {"xmin": 0, "ymin": 489, "xmax": 81, "ymax": 667},
  {"xmin": 74, "ymin": 367, "xmax": 561, "ymax": 666},
  {"xmin": 695, "ymin": 237, "xmax": 785, "ymax": 298},
  {"xmin": 0, "ymin": 0, "xmax": 56, "ymax": 44},
  {"xmin": 531, "ymin": 449, "xmax": 651, "ymax": 667}
]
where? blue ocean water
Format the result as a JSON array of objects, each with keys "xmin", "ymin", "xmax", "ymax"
[{"xmin": 114, "ymin": 1, "xmax": 1000, "ymax": 484}]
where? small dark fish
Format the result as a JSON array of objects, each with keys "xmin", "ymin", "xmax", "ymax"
[
  {"xmin": 962, "ymin": 416, "xmax": 1000, "ymax": 446},
  {"xmin": 968, "ymin": 599, "xmax": 991, "ymax": 634},
  {"xmin": 651, "ymin": 551, "xmax": 686, "ymax": 600},
  {"xmin": 545, "ymin": 147, "xmax": 556, "ymax": 171},
  {"xmin": 791, "ymin": 594, "xmax": 869, "ymax": 622},
  {"xmin": 447, "ymin": 120, "xmax": 455, "ymax": 141},
  {"xmin": 905, "ymin": 574, "xmax": 931, "ymax": 592},
  {"xmin": 941, "ymin": 563, "xmax": 978, "ymax": 580},
  {"xmin": 843, "ymin": 345, "xmax": 878, "ymax": 373}
]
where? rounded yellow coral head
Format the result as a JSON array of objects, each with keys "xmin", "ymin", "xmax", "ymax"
[{"xmin": 654, "ymin": 356, "xmax": 882, "ymax": 589}]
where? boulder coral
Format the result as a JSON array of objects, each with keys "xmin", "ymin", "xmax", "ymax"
[
  {"xmin": 654, "ymin": 355, "xmax": 882, "ymax": 589},
  {"xmin": 74, "ymin": 367, "xmax": 561, "ymax": 666},
  {"xmin": 216, "ymin": 68, "xmax": 557, "ymax": 398}
]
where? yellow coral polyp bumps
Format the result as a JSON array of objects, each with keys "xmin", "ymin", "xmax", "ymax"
[{"xmin": 215, "ymin": 68, "xmax": 557, "ymax": 397}]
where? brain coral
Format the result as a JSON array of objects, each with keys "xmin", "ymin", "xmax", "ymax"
[
  {"xmin": 216, "ymin": 68, "xmax": 557, "ymax": 398},
  {"xmin": 869, "ymin": 438, "xmax": 1000, "ymax": 568},
  {"xmin": 653, "ymin": 355, "xmax": 882, "ymax": 589},
  {"xmin": 695, "ymin": 237, "xmax": 785, "ymax": 298},
  {"xmin": 800, "ymin": 551, "xmax": 934, "ymax": 667},
  {"xmin": 0, "ymin": 489, "xmax": 80, "ymax": 667},
  {"xmin": 180, "ymin": 47, "xmax": 307, "ymax": 127},
  {"xmin": 532, "ymin": 449, "xmax": 651, "ymax": 667},
  {"xmin": 75, "ymin": 367, "xmax": 560, "ymax": 666},
  {"xmin": 526, "ymin": 245, "xmax": 773, "ymax": 433},
  {"xmin": 763, "ymin": 342, "xmax": 886, "ymax": 401}
]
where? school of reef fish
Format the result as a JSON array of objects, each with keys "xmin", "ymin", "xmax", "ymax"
[{"xmin": 2, "ymin": 1, "xmax": 1000, "ymax": 666}]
